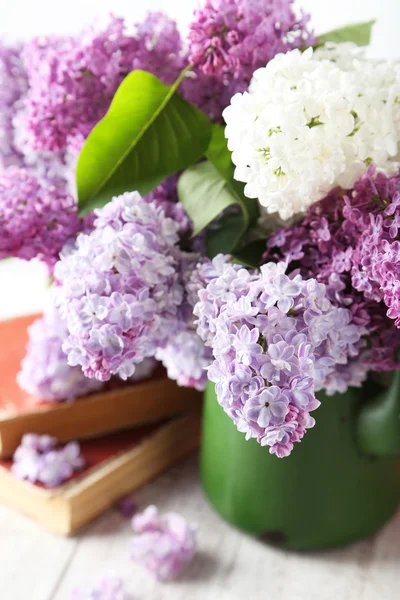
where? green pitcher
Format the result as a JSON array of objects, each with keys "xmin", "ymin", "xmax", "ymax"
[{"xmin": 200, "ymin": 376, "xmax": 400, "ymax": 549}]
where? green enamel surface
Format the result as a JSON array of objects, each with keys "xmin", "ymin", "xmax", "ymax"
[
  {"xmin": 356, "ymin": 371, "xmax": 400, "ymax": 456},
  {"xmin": 200, "ymin": 382, "xmax": 400, "ymax": 549}
]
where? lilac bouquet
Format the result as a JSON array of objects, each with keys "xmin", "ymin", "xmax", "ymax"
[{"xmin": 1, "ymin": 1, "xmax": 399, "ymax": 457}]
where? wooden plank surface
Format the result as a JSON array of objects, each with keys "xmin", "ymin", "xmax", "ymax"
[{"xmin": 0, "ymin": 454, "xmax": 398, "ymax": 600}]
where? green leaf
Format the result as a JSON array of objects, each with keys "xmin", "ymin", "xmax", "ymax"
[
  {"xmin": 178, "ymin": 160, "xmax": 245, "ymax": 236},
  {"xmin": 232, "ymin": 239, "xmax": 267, "ymax": 268},
  {"xmin": 207, "ymin": 213, "xmax": 247, "ymax": 258},
  {"xmin": 316, "ymin": 20, "xmax": 375, "ymax": 47},
  {"xmin": 205, "ymin": 124, "xmax": 236, "ymax": 182},
  {"xmin": 206, "ymin": 124, "xmax": 259, "ymax": 226},
  {"xmin": 177, "ymin": 160, "xmax": 250, "ymax": 256},
  {"xmin": 178, "ymin": 123, "xmax": 258, "ymax": 256},
  {"xmin": 77, "ymin": 69, "xmax": 212, "ymax": 214}
]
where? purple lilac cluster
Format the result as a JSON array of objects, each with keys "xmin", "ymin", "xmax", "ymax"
[
  {"xmin": 17, "ymin": 300, "xmax": 103, "ymax": 402},
  {"xmin": 192, "ymin": 256, "xmax": 366, "ymax": 457},
  {"xmin": 12, "ymin": 434, "xmax": 84, "ymax": 488},
  {"xmin": 0, "ymin": 166, "xmax": 81, "ymax": 268},
  {"xmin": 22, "ymin": 13, "xmax": 184, "ymax": 154},
  {"xmin": 0, "ymin": 43, "xmax": 28, "ymax": 168},
  {"xmin": 130, "ymin": 505, "xmax": 197, "ymax": 581},
  {"xmin": 0, "ymin": 41, "xmax": 80, "ymax": 193},
  {"xmin": 55, "ymin": 191, "xmax": 186, "ymax": 382},
  {"xmin": 264, "ymin": 167, "xmax": 400, "ymax": 371},
  {"xmin": 187, "ymin": 0, "xmax": 315, "ymax": 94}
]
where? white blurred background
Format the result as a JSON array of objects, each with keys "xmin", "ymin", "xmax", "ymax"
[
  {"xmin": 2, "ymin": 0, "xmax": 399, "ymax": 58},
  {"xmin": 0, "ymin": 0, "xmax": 399, "ymax": 319}
]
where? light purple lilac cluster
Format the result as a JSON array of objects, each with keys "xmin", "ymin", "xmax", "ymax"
[
  {"xmin": 71, "ymin": 573, "xmax": 125, "ymax": 600},
  {"xmin": 12, "ymin": 434, "xmax": 85, "ymax": 487},
  {"xmin": 17, "ymin": 296, "xmax": 158, "ymax": 402},
  {"xmin": 54, "ymin": 191, "xmax": 202, "ymax": 384},
  {"xmin": 0, "ymin": 166, "xmax": 81, "ymax": 268},
  {"xmin": 156, "ymin": 327, "xmax": 210, "ymax": 391},
  {"xmin": 192, "ymin": 255, "xmax": 366, "ymax": 456},
  {"xmin": 22, "ymin": 13, "xmax": 184, "ymax": 154},
  {"xmin": 144, "ymin": 176, "xmax": 191, "ymax": 240},
  {"xmin": 0, "ymin": 43, "xmax": 28, "ymax": 168},
  {"xmin": 187, "ymin": 0, "xmax": 315, "ymax": 93},
  {"xmin": 264, "ymin": 167, "xmax": 400, "ymax": 372},
  {"xmin": 154, "ymin": 253, "xmax": 211, "ymax": 391},
  {"xmin": 17, "ymin": 299, "xmax": 103, "ymax": 402},
  {"xmin": 130, "ymin": 505, "xmax": 197, "ymax": 581}
]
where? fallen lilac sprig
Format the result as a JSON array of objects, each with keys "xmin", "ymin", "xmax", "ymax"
[
  {"xmin": 71, "ymin": 573, "xmax": 125, "ymax": 600},
  {"xmin": 12, "ymin": 433, "xmax": 85, "ymax": 487},
  {"xmin": 130, "ymin": 505, "xmax": 197, "ymax": 581},
  {"xmin": 116, "ymin": 495, "xmax": 137, "ymax": 519}
]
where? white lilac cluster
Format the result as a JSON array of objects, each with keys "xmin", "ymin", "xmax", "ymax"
[
  {"xmin": 192, "ymin": 255, "xmax": 367, "ymax": 457},
  {"xmin": 12, "ymin": 434, "xmax": 85, "ymax": 488},
  {"xmin": 55, "ymin": 191, "xmax": 209, "ymax": 388},
  {"xmin": 223, "ymin": 43, "xmax": 400, "ymax": 220},
  {"xmin": 130, "ymin": 505, "xmax": 197, "ymax": 581}
]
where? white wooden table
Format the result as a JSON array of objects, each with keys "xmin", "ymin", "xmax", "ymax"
[
  {"xmin": 0, "ymin": 454, "xmax": 399, "ymax": 600},
  {"xmin": 1, "ymin": 260, "xmax": 399, "ymax": 600}
]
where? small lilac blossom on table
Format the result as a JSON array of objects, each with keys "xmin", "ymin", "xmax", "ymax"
[
  {"xmin": 130, "ymin": 505, "xmax": 197, "ymax": 581},
  {"xmin": 12, "ymin": 433, "xmax": 85, "ymax": 487},
  {"xmin": 71, "ymin": 573, "xmax": 125, "ymax": 600},
  {"xmin": 116, "ymin": 495, "xmax": 137, "ymax": 520}
]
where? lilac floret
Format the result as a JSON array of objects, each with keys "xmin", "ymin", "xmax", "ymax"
[
  {"xmin": 12, "ymin": 434, "xmax": 85, "ymax": 488},
  {"xmin": 71, "ymin": 573, "xmax": 125, "ymax": 600},
  {"xmin": 130, "ymin": 505, "xmax": 197, "ymax": 581}
]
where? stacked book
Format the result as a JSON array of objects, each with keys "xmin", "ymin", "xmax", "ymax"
[{"xmin": 0, "ymin": 315, "xmax": 202, "ymax": 534}]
